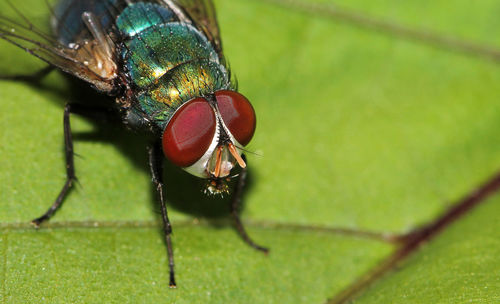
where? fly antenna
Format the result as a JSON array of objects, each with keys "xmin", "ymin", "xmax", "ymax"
[{"xmin": 235, "ymin": 145, "xmax": 262, "ymax": 157}]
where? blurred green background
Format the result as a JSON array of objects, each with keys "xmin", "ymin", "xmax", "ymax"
[{"xmin": 1, "ymin": 0, "xmax": 499, "ymax": 302}]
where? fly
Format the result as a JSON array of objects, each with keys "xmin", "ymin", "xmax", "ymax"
[{"xmin": 0, "ymin": 0, "xmax": 268, "ymax": 287}]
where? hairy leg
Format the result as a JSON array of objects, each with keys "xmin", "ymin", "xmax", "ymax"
[
  {"xmin": 32, "ymin": 103, "xmax": 76, "ymax": 227},
  {"xmin": 148, "ymin": 142, "xmax": 177, "ymax": 287}
]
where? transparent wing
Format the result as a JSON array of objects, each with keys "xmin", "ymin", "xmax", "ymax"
[
  {"xmin": 0, "ymin": 1, "xmax": 117, "ymax": 92},
  {"xmin": 170, "ymin": 0, "xmax": 223, "ymax": 56}
]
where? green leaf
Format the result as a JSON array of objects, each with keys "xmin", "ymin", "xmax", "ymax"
[
  {"xmin": 1, "ymin": 0, "xmax": 500, "ymax": 302},
  {"xmin": 1, "ymin": 225, "xmax": 389, "ymax": 303},
  {"xmin": 354, "ymin": 194, "xmax": 500, "ymax": 303}
]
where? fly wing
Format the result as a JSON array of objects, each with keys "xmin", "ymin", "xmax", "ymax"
[
  {"xmin": 0, "ymin": 1, "xmax": 117, "ymax": 92},
  {"xmin": 51, "ymin": 0, "xmax": 130, "ymax": 45},
  {"xmin": 169, "ymin": 0, "xmax": 223, "ymax": 57}
]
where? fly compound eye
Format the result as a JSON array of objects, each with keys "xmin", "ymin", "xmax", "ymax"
[
  {"xmin": 215, "ymin": 90, "xmax": 256, "ymax": 146},
  {"xmin": 162, "ymin": 98, "xmax": 216, "ymax": 167}
]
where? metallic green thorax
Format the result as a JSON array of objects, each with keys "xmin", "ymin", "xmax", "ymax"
[{"xmin": 117, "ymin": 3, "xmax": 230, "ymax": 129}]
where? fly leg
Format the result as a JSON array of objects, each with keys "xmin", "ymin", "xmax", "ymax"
[
  {"xmin": 148, "ymin": 142, "xmax": 177, "ymax": 288},
  {"xmin": 231, "ymin": 154, "xmax": 269, "ymax": 253},
  {"xmin": 0, "ymin": 66, "xmax": 54, "ymax": 82},
  {"xmin": 32, "ymin": 103, "xmax": 76, "ymax": 227}
]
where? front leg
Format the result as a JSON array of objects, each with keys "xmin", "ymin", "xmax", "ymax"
[
  {"xmin": 148, "ymin": 142, "xmax": 177, "ymax": 288},
  {"xmin": 231, "ymin": 154, "xmax": 269, "ymax": 253},
  {"xmin": 32, "ymin": 103, "xmax": 76, "ymax": 226}
]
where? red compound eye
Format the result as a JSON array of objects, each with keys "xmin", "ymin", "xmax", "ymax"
[
  {"xmin": 215, "ymin": 90, "xmax": 256, "ymax": 146},
  {"xmin": 162, "ymin": 98, "xmax": 216, "ymax": 167}
]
